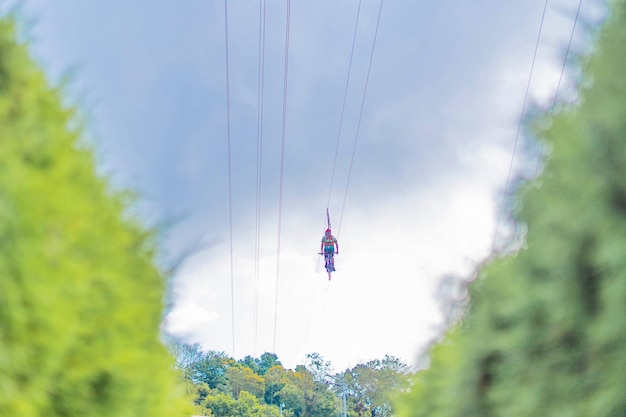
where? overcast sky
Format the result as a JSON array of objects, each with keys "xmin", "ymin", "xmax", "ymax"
[{"xmin": 11, "ymin": 0, "xmax": 606, "ymax": 371}]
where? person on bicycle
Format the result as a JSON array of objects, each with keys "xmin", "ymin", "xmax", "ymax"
[{"xmin": 320, "ymin": 228, "xmax": 338, "ymax": 271}]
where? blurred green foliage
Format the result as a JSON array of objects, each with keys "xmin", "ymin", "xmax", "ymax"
[
  {"xmin": 396, "ymin": 1, "xmax": 626, "ymax": 416},
  {"xmin": 0, "ymin": 14, "xmax": 190, "ymax": 417}
]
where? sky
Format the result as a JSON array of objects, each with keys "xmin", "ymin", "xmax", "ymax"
[{"xmin": 9, "ymin": 0, "xmax": 607, "ymax": 372}]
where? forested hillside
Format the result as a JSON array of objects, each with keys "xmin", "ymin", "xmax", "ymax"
[
  {"xmin": 170, "ymin": 345, "xmax": 410, "ymax": 417},
  {"xmin": 0, "ymin": 13, "xmax": 190, "ymax": 417},
  {"xmin": 396, "ymin": 1, "xmax": 626, "ymax": 416}
]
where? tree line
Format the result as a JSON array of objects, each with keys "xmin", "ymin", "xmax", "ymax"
[{"xmin": 169, "ymin": 344, "xmax": 410, "ymax": 417}]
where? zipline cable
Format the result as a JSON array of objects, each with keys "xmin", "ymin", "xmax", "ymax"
[
  {"xmin": 337, "ymin": 0, "xmax": 385, "ymax": 237},
  {"xmin": 223, "ymin": 0, "xmax": 236, "ymax": 357},
  {"xmin": 306, "ymin": 0, "xmax": 385, "ymax": 357},
  {"xmin": 493, "ymin": 0, "xmax": 584, "ymax": 251},
  {"xmin": 492, "ymin": 0, "xmax": 549, "ymax": 252},
  {"xmin": 326, "ymin": 0, "xmax": 363, "ymax": 209},
  {"xmin": 314, "ymin": 0, "xmax": 362, "ymax": 274},
  {"xmin": 534, "ymin": 0, "xmax": 584, "ymax": 176},
  {"xmin": 273, "ymin": 0, "xmax": 291, "ymax": 353},
  {"xmin": 253, "ymin": 0, "xmax": 267, "ymax": 356},
  {"xmin": 305, "ymin": 1, "xmax": 366, "ymax": 356}
]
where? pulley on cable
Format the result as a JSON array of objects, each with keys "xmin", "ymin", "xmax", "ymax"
[{"xmin": 319, "ymin": 209, "xmax": 339, "ymax": 280}]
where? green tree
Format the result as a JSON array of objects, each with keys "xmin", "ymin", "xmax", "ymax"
[
  {"xmin": 240, "ymin": 355, "xmax": 261, "ymax": 375},
  {"xmin": 264, "ymin": 365, "xmax": 288, "ymax": 405},
  {"xmin": 203, "ymin": 392, "xmax": 237, "ymax": 417},
  {"xmin": 227, "ymin": 365, "xmax": 266, "ymax": 400},
  {"xmin": 341, "ymin": 356, "xmax": 409, "ymax": 417},
  {"xmin": 258, "ymin": 352, "xmax": 282, "ymax": 376},
  {"xmin": 397, "ymin": 2, "xmax": 626, "ymax": 416},
  {"xmin": 276, "ymin": 384, "xmax": 306, "ymax": 417},
  {"xmin": 170, "ymin": 341, "xmax": 206, "ymax": 372},
  {"xmin": 183, "ymin": 379, "xmax": 211, "ymax": 414},
  {"xmin": 306, "ymin": 386, "xmax": 341, "ymax": 417},
  {"xmin": 304, "ymin": 352, "xmax": 333, "ymax": 384},
  {"xmin": 294, "ymin": 364, "xmax": 341, "ymax": 417},
  {"xmin": 203, "ymin": 391, "xmax": 280, "ymax": 417},
  {"xmin": 193, "ymin": 351, "xmax": 232, "ymax": 391},
  {"xmin": 0, "ymin": 13, "xmax": 190, "ymax": 417}
]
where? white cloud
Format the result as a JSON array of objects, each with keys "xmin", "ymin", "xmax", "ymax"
[
  {"xmin": 164, "ymin": 303, "xmax": 221, "ymax": 339},
  {"xmin": 164, "ymin": 162, "xmax": 500, "ymax": 370}
]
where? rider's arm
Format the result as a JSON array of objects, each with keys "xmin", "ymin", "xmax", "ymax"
[{"xmin": 335, "ymin": 241, "xmax": 339, "ymax": 254}]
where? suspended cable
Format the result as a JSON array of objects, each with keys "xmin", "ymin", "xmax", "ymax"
[
  {"xmin": 534, "ymin": 0, "xmax": 584, "ymax": 176},
  {"xmin": 492, "ymin": 0, "xmax": 549, "ymax": 252},
  {"xmin": 337, "ymin": 0, "xmax": 385, "ymax": 237},
  {"xmin": 253, "ymin": 0, "xmax": 267, "ymax": 357},
  {"xmin": 315, "ymin": 0, "xmax": 362, "ymax": 266},
  {"xmin": 223, "ymin": 0, "xmax": 236, "ymax": 357},
  {"xmin": 326, "ymin": 0, "xmax": 363, "ymax": 209},
  {"xmin": 307, "ymin": 0, "xmax": 385, "ymax": 356},
  {"xmin": 273, "ymin": 0, "xmax": 291, "ymax": 354},
  {"xmin": 306, "ymin": 0, "xmax": 364, "ymax": 355}
]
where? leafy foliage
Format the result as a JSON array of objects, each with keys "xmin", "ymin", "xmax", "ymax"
[
  {"xmin": 0, "ymin": 13, "xmax": 190, "ymax": 417},
  {"xmin": 191, "ymin": 350, "xmax": 233, "ymax": 391},
  {"xmin": 203, "ymin": 391, "xmax": 280, "ymax": 417},
  {"xmin": 339, "ymin": 355, "xmax": 410, "ymax": 417},
  {"xmin": 396, "ymin": 2, "xmax": 626, "ymax": 416},
  {"xmin": 227, "ymin": 365, "xmax": 266, "ymax": 400},
  {"xmin": 171, "ymin": 346, "xmax": 409, "ymax": 417}
]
